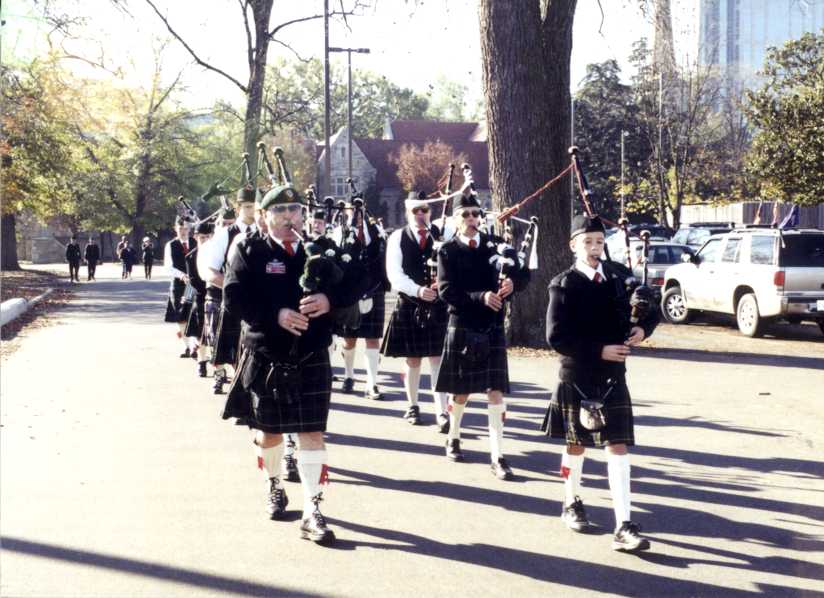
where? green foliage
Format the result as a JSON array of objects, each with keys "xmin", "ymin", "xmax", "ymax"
[
  {"xmin": 746, "ymin": 30, "xmax": 824, "ymax": 207},
  {"xmin": 263, "ymin": 57, "xmax": 429, "ymax": 139}
]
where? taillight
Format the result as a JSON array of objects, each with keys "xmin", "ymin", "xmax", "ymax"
[
  {"xmin": 773, "ymin": 270, "xmax": 785, "ymax": 289},
  {"xmin": 652, "ymin": 277, "xmax": 664, "ymax": 286}
]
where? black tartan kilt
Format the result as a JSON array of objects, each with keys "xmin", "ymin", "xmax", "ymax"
[
  {"xmin": 335, "ymin": 292, "xmax": 385, "ymax": 339},
  {"xmin": 381, "ymin": 295, "xmax": 447, "ymax": 358},
  {"xmin": 435, "ymin": 321, "xmax": 509, "ymax": 395},
  {"xmin": 542, "ymin": 376, "xmax": 635, "ymax": 447},
  {"xmin": 164, "ymin": 279, "xmax": 190, "ymax": 323},
  {"xmin": 222, "ymin": 349, "xmax": 332, "ymax": 434},
  {"xmin": 184, "ymin": 294, "xmax": 205, "ymax": 340},
  {"xmin": 202, "ymin": 297, "xmax": 221, "ymax": 348},
  {"xmin": 213, "ymin": 306, "xmax": 241, "ymax": 366}
]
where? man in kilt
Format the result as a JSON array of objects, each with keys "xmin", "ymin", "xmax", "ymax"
[
  {"xmin": 222, "ymin": 184, "xmax": 361, "ymax": 545},
  {"xmin": 184, "ymin": 221, "xmax": 213, "ymax": 378},
  {"xmin": 435, "ymin": 193, "xmax": 530, "ymax": 480},
  {"xmin": 204, "ymin": 187, "xmax": 258, "ymax": 390},
  {"xmin": 164, "ymin": 217, "xmax": 195, "ymax": 357},
  {"xmin": 333, "ymin": 205, "xmax": 387, "ymax": 400},
  {"xmin": 382, "ymin": 194, "xmax": 449, "ymax": 431},
  {"xmin": 544, "ymin": 214, "xmax": 658, "ymax": 552}
]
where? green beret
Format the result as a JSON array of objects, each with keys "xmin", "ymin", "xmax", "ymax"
[
  {"xmin": 260, "ymin": 184, "xmax": 304, "ymax": 210},
  {"xmin": 236, "ymin": 185, "xmax": 256, "ymax": 204}
]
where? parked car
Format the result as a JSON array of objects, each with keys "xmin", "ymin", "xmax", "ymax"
[
  {"xmin": 671, "ymin": 222, "xmax": 735, "ymax": 249},
  {"xmin": 606, "ymin": 223, "xmax": 674, "ymax": 240},
  {"xmin": 609, "ymin": 240, "xmax": 694, "ymax": 289},
  {"xmin": 605, "ymin": 231, "xmax": 668, "ymax": 263},
  {"xmin": 661, "ymin": 228, "xmax": 824, "ymax": 336}
]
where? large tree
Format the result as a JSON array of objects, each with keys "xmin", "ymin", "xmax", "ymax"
[
  {"xmin": 746, "ymin": 30, "xmax": 824, "ymax": 207},
  {"xmin": 479, "ymin": 0, "xmax": 577, "ymax": 347},
  {"xmin": 392, "ymin": 141, "xmax": 468, "ymax": 194}
]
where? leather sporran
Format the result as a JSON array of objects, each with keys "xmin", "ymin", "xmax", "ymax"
[
  {"xmin": 571, "ymin": 380, "xmax": 616, "ymax": 432},
  {"xmin": 460, "ymin": 329, "xmax": 490, "ymax": 365}
]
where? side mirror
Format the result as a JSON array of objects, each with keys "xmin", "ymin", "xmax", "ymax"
[{"xmin": 683, "ymin": 253, "xmax": 700, "ymax": 265}]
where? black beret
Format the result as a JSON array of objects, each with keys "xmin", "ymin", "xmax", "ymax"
[
  {"xmin": 570, "ymin": 214, "xmax": 605, "ymax": 239},
  {"xmin": 194, "ymin": 221, "xmax": 214, "ymax": 235},
  {"xmin": 236, "ymin": 185, "xmax": 256, "ymax": 203},
  {"xmin": 312, "ymin": 209, "xmax": 326, "ymax": 219},
  {"xmin": 174, "ymin": 216, "xmax": 188, "ymax": 226},
  {"xmin": 455, "ymin": 193, "xmax": 480, "ymax": 210},
  {"xmin": 221, "ymin": 206, "xmax": 236, "ymax": 220}
]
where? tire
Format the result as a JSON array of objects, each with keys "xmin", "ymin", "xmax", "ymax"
[
  {"xmin": 736, "ymin": 293, "xmax": 765, "ymax": 337},
  {"xmin": 661, "ymin": 286, "xmax": 693, "ymax": 324}
]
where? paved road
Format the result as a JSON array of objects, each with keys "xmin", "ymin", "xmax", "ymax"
[{"xmin": 2, "ymin": 263, "xmax": 823, "ymax": 597}]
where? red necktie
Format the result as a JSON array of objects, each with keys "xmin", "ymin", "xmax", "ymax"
[
  {"xmin": 357, "ymin": 225, "xmax": 365, "ymax": 245},
  {"xmin": 418, "ymin": 228, "xmax": 427, "ymax": 250},
  {"xmin": 284, "ymin": 242, "xmax": 295, "ymax": 257},
  {"xmin": 469, "ymin": 239, "xmax": 477, "ymax": 249},
  {"xmin": 593, "ymin": 272, "xmax": 602, "ymax": 283},
  {"xmin": 182, "ymin": 242, "xmax": 188, "ymax": 253}
]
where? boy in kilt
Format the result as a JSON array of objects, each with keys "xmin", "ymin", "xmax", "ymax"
[
  {"xmin": 333, "ymin": 206, "xmax": 388, "ymax": 400},
  {"xmin": 184, "ymin": 221, "xmax": 213, "ymax": 378},
  {"xmin": 222, "ymin": 184, "xmax": 361, "ymax": 545},
  {"xmin": 164, "ymin": 217, "xmax": 195, "ymax": 358},
  {"xmin": 435, "ymin": 193, "xmax": 530, "ymax": 480},
  {"xmin": 205, "ymin": 188, "xmax": 258, "ymax": 389},
  {"xmin": 382, "ymin": 194, "xmax": 450, "ymax": 431},
  {"xmin": 544, "ymin": 214, "xmax": 658, "ymax": 552}
]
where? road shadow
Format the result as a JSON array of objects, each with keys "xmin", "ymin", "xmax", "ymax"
[
  {"xmin": 1, "ymin": 536, "xmax": 321, "ymax": 597},
  {"xmin": 633, "ymin": 346, "xmax": 824, "ymax": 369},
  {"xmin": 55, "ymin": 279, "xmax": 169, "ymax": 324}
]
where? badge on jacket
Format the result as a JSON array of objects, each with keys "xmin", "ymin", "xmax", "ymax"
[{"xmin": 265, "ymin": 259, "xmax": 286, "ymax": 274}]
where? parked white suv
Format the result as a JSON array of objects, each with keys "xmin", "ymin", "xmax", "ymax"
[{"xmin": 661, "ymin": 228, "xmax": 824, "ymax": 337}]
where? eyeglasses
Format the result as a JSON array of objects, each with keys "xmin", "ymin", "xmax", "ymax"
[
  {"xmin": 460, "ymin": 210, "xmax": 481, "ymax": 219},
  {"xmin": 412, "ymin": 206, "xmax": 430, "ymax": 214},
  {"xmin": 268, "ymin": 203, "xmax": 302, "ymax": 214}
]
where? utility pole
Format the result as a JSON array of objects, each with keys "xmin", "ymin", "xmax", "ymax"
[
  {"xmin": 570, "ymin": 97, "xmax": 575, "ymax": 228},
  {"xmin": 323, "ymin": 0, "xmax": 331, "ymax": 196},
  {"xmin": 329, "ymin": 46, "xmax": 370, "ymax": 183}
]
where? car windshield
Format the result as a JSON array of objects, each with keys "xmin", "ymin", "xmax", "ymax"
[
  {"xmin": 697, "ymin": 238, "xmax": 722, "ymax": 263},
  {"xmin": 779, "ymin": 235, "xmax": 824, "ymax": 267}
]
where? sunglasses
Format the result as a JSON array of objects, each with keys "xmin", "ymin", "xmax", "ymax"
[
  {"xmin": 460, "ymin": 210, "xmax": 481, "ymax": 219},
  {"xmin": 412, "ymin": 206, "xmax": 430, "ymax": 214},
  {"xmin": 268, "ymin": 203, "xmax": 302, "ymax": 215}
]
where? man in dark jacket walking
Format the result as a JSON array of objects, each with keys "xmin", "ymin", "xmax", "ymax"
[
  {"xmin": 84, "ymin": 237, "xmax": 100, "ymax": 281},
  {"xmin": 65, "ymin": 236, "xmax": 81, "ymax": 282}
]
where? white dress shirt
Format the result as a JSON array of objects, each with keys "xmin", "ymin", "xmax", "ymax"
[
  {"xmin": 205, "ymin": 221, "xmax": 257, "ymax": 272},
  {"xmin": 386, "ymin": 226, "xmax": 430, "ymax": 298},
  {"xmin": 575, "ymin": 259, "xmax": 606, "ymax": 282},
  {"xmin": 164, "ymin": 238, "xmax": 189, "ymax": 280}
]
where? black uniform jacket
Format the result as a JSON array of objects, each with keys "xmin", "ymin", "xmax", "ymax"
[
  {"xmin": 545, "ymin": 260, "xmax": 659, "ymax": 383},
  {"xmin": 224, "ymin": 234, "xmax": 363, "ymax": 363},
  {"xmin": 65, "ymin": 243, "xmax": 81, "ymax": 262},
  {"xmin": 185, "ymin": 247, "xmax": 206, "ymax": 296},
  {"xmin": 341, "ymin": 220, "xmax": 387, "ymax": 295},
  {"xmin": 83, "ymin": 243, "xmax": 100, "ymax": 263},
  {"xmin": 436, "ymin": 232, "xmax": 530, "ymax": 330}
]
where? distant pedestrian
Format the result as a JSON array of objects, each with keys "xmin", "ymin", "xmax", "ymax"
[
  {"xmin": 84, "ymin": 237, "xmax": 100, "ymax": 281},
  {"xmin": 116, "ymin": 235, "xmax": 129, "ymax": 279},
  {"xmin": 141, "ymin": 237, "xmax": 155, "ymax": 279},
  {"xmin": 121, "ymin": 242, "xmax": 137, "ymax": 279},
  {"xmin": 65, "ymin": 236, "xmax": 81, "ymax": 282}
]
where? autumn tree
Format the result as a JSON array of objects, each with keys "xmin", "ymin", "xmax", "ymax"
[
  {"xmin": 479, "ymin": 0, "xmax": 576, "ymax": 347},
  {"xmin": 391, "ymin": 141, "xmax": 468, "ymax": 194}
]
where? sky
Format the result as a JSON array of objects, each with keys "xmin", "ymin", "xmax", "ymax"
[{"xmin": 1, "ymin": 0, "xmax": 700, "ymax": 115}]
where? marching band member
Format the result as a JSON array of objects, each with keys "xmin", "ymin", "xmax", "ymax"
[
  {"xmin": 164, "ymin": 217, "xmax": 195, "ymax": 358},
  {"xmin": 184, "ymin": 221, "xmax": 213, "ymax": 378}
]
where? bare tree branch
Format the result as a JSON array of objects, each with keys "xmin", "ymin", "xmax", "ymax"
[
  {"xmin": 238, "ymin": 0, "xmax": 254, "ymax": 72},
  {"xmin": 267, "ymin": 7, "xmax": 363, "ymax": 40},
  {"xmin": 271, "ymin": 38, "xmax": 310, "ymax": 62},
  {"xmin": 142, "ymin": 0, "xmax": 248, "ymax": 93}
]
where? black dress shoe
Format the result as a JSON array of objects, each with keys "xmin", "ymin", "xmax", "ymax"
[
  {"xmin": 446, "ymin": 439, "xmax": 464, "ymax": 462},
  {"xmin": 267, "ymin": 478, "xmax": 289, "ymax": 520},
  {"xmin": 191, "ymin": 351, "xmax": 198, "ymax": 360},
  {"xmin": 179, "ymin": 349, "xmax": 191, "ymax": 358},
  {"xmin": 282, "ymin": 454, "xmax": 300, "ymax": 483},
  {"xmin": 197, "ymin": 361, "xmax": 208, "ymax": 377},
  {"xmin": 436, "ymin": 413, "xmax": 450, "ymax": 434},
  {"xmin": 491, "ymin": 457, "xmax": 514, "ymax": 480},
  {"xmin": 342, "ymin": 377, "xmax": 355, "ymax": 393},
  {"xmin": 365, "ymin": 385, "xmax": 383, "ymax": 401},
  {"xmin": 300, "ymin": 495, "xmax": 335, "ymax": 545},
  {"xmin": 212, "ymin": 377, "xmax": 225, "ymax": 394},
  {"xmin": 403, "ymin": 405, "xmax": 421, "ymax": 425}
]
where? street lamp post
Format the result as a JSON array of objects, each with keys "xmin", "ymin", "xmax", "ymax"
[{"xmin": 329, "ymin": 46, "xmax": 370, "ymax": 184}]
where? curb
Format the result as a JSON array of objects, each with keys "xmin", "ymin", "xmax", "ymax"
[{"xmin": 0, "ymin": 288, "xmax": 55, "ymax": 327}]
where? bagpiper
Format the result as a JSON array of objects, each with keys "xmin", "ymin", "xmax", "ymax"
[
  {"xmin": 221, "ymin": 183, "xmax": 362, "ymax": 545},
  {"xmin": 184, "ymin": 221, "xmax": 213, "ymax": 378},
  {"xmin": 381, "ymin": 192, "xmax": 449, "ymax": 431},
  {"xmin": 435, "ymin": 192, "xmax": 530, "ymax": 480},
  {"xmin": 544, "ymin": 214, "xmax": 658, "ymax": 552},
  {"xmin": 163, "ymin": 217, "xmax": 195, "ymax": 358}
]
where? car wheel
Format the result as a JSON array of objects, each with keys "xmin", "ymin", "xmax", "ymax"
[
  {"xmin": 662, "ymin": 286, "xmax": 693, "ymax": 324},
  {"xmin": 736, "ymin": 293, "xmax": 764, "ymax": 337}
]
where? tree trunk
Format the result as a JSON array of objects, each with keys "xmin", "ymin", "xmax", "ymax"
[
  {"xmin": 243, "ymin": 0, "xmax": 275, "ymax": 160},
  {"xmin": 479, "ymin": 0, "xmax": 576, "ymax": 347},
  {"xmin": 1, "ymin": 212, "xmax": 21, "ymax": 271}
]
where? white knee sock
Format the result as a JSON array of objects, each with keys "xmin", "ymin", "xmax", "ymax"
[
  {"xmin": 447, "ymin": 398, "xmax": 466, "ymax": 441},
  {"xmin": 561, "ymin": 452, "xmax": 584, "ymax": 506},
  {"xmin": 178, "ymin": 323, "xmax": 187, "ymax": 347},
  {"xmin": 342, "ymin": 346, "xmax": 356, "ymax": 379},
  {"xmin": 607, "ymin": 452, "xmax": 632, "ymax": 529},
  {"xmin": 404, "ymin": 364, "xmax": 421, "ymax": 406},
  {"xmin": 428, "ymin": 357, "xmax": 448, "ymax": 414},
  {"xmin": 364, "ymin": 347, "xmax": 380, "ymax": 388},
  {"xmin": 487, "ymin": 402, "xmax": 506, "ymax": 461},
  {"xmin": 255, "ymin": 442, "xmax": 284, "ymax": 481},
  {"xmin": 197, "ymin": 344, "xmax": 208, "ymax": 362},
  {"xmin": 296, "ymin": 449, "xmax": 329, "ymax": 518}
]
